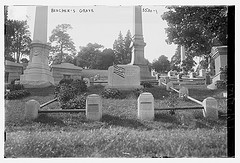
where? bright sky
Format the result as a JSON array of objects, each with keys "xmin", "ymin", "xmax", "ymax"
[{"xmin": 8, "ymin": 5, "xmax": 178, "ymax": 62}]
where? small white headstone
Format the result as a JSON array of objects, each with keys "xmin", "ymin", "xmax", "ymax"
[
  {"xmin": 25, "ymin": 99, "xmax": 39, "ymax": 120},
  {"xmin": 137, "ymin": 92, "xmax": 154, "ymax": 120},
  {"xmin": 199, "ymin": 69, "xmax": 206, "ymax": 77},
  {"xmin": 86, "ymin": 94, "xmax": 102, "ymax": 121},
  {"xmin": 158, "ymin": 78, "xmax": 164, "ymax": 86},
  {"xmin": 166, "ymin": 81, "xmax": 173, "ymax": 91},
  {"xmin": 202, "ymin": 97, "xmax": 218, "ymax": 120},
  {"xmin": 83, "ymin": 78, "xmax": 90, "ymax": 87},
  {"xmin": 179, "ymin": 87, "xmax": 189, "ymax": 98},
  {"xmin": 14, "ymin": 80, "xmax": 20, "ymax": 85},
  {"xmin": 164, "ymin": 76, "xmax": 170, "ymax": 84},
  {"xmin": 189, "ymin": 72, "xmax": 195, "ymax": 79}
]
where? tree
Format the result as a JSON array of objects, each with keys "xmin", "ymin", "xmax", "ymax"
[
  {"xmin": 95, "ymin": 48, "xmax": 115, "ymax": 70},
  {"xmin": 181, "ymin": 54, "xmax": 196, "ymax": 72},
  {"xmin": 5, "ymin": 8, "xmax": 32, "ymax": 63},
  {"xmin": 75, "ymin": 43, "xmax": 103, "ymax": 69},
  {"xmin": 152, "ymin": 55, "xmax": 170, "ymax": 73},
  {"xmin": 49, "ymin": 24, "xmax": 76, "ymax": 64},
  {"xmin": 162, "ymin": 6, "xmax": 227, "ymax": 57},
  {"xmin": 113, "ymin": 30, "xmax": 133, "ymax": 64}
]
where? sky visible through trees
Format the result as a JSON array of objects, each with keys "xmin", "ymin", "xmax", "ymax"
[{"xmin": 8, "ymin": 5, "xmax": 177, "ymax": 63}]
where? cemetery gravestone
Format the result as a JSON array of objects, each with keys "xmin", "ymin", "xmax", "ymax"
[
  {"xmin": 199, "ymin": 69, "xmax": 206, "ymax": 78},
  {"xmin": 86, "ymin": 94, "xmax": 102, "ymax": 121},
  {"xmin": 137, "ymin": 92, "xmax": 154, "ymax": 120},
  {"xmin": 158, "ymin": 78, "xmax": 164, "ymax": 86},
  {"xmin": 25, "ymin": 99, "xmax": 40, "ymax": 120},
  {"xmin": 202, "ymin": 97, "xmax": 218, "ymax": 120},
  {"xmin": 179, "ymin": 87, "xmax": 189, "ymax": 98},
  {"xmin": 107, "ymin": 64, "xmax": 142, "ymax": 89},
  {"xmin": 163, "ymin": 76, "xmax": 170, "ymax": 84},
  {"xmin": 166, "ymin": 81, "xmax": 173, "ymax": 91},
  {"xmin": 83, "ymin": 78, "xmax": 90, "ymax": 87},
  {"xmin": 189, "ymin": 72, "xmax": 195, "ymax": 79}
]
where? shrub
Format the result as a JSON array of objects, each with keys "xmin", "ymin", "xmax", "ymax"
[
  {"xmin": 101, "ymin": 88, "xmax": 122, "ymax": 99},
  {"xmin": 61, "ymin": 95, "xmax": 86, "ymax": 109},
  {"xmin": 6, "ymin": 84, "xmax": 24, "ymax": 91},
  {"xmin": 59, "ymin": 78, "xmax": 73, "ymax": 85},
  {"xmin": 55, "ymin": 79, "xmax": 87, "ymax": 96},
  {"xmin": 55, "ymin": 79, "xmax": 87, "ymax": 109},
  {"xmin": 5, "ymin": 90, "xmax": 31, "ymax": 100},
  {"xmin": 141, "ymin": 82, "xmax": 153, "ymax": 88},
  {"xmin": 163, "ymin": 91, "xmax": 179, "ymax": 115},
  {"xmin": 133, "ymin": 88, "xmax": 145, "ymax": 98},
  {"xmin": 71, "ymin": 79, "xmax": 87, "ymax": 94},
  {"xmin": 57, "ymin": 84, "xmax": 76, "ymax": 104}
]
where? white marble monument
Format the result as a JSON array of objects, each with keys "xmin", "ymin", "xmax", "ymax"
[
  {"xmin": 130, "ymin": 6, "xmax": 152, "ymax": 80},
  {"xmin": 20, "ymin": 6, "xmax": 54, "ymax": 88}
]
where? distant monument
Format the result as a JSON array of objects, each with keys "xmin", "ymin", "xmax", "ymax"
[
  {"xmin": 130, "ymin": 6, "xmax": 152, "ymax": 80},
  {"xmin": 20, "ymin": 6, "xmax": 54, "ymax": 88},
  {"xmin": 180, "ymin": 45, "xmax": 186, "ymax": 65}
]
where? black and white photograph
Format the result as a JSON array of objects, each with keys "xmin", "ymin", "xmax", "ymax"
[{"xmin": 2, "ymin": 0, "xmax": 236, "ymax": 159}]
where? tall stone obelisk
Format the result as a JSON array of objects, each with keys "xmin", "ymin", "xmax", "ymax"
[
  {"xmin": 131, "ymin": 6, "xmax": 152, "ymax": 80},
  {"xmin": 20, "ymin": 6, "xmax": 54, "ymax": 88}
]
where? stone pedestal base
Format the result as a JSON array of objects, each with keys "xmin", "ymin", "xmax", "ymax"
[
  {"xmin": 134, "ymin": 64, "xmax": 154, "ymax": 81},
  {"xmin": 20, "ymin": 42, "xmax": 54, "ymax": 88}
]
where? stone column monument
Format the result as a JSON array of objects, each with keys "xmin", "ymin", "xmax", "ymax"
[
  {"xmin": 20, "ymin": 6, "xmax": 54, "ymax": 88},
  {"xmin": 130, "ymin": 6, "xmax": 152, "ymax": 80}
]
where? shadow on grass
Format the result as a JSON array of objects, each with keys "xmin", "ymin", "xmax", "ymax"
[
  {"xmin": 154, "ymin": 112, "xmax": 181, "ymax": 125},
  {"xmin": 102, "ymin": 114, "xmax": 151, "ymax": 130},
  {"xmin": 34, "ymin": 114, "xmax": 66, "ymax": 127}
]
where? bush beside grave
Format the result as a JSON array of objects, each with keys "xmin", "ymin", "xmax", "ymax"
[
  {"xmin": 101, "ymin": 88, "xmax": 122, "ymax": 99},
  {"xmin": 5, "ymin": 90, "xmax": 31, "ymax": 100},
  {"xmin": 6, "ymin": 84, "xmax": 24, "ymax": 91},
  {"xmin": 55, "ymin": 79, "xmax": 87, "ymax": 109},
  {"xmin": 141, "ymin": 81, "xmax": 153, "ymax": 88},
  {"xmin": 61, "ymin": 95, "xmax": 87, "ymax": 109}
]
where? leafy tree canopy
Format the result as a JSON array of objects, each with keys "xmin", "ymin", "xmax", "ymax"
[
  {"xmin": 162, "ymin": 6, "xmax": 227, "ymax": 57},
  {"xmin": 152, "ymin": 55, "xmax": 171, "ymax": 73},
  {"xmin": 113, "ymin": 30, "xmax": 132, "ymax": 64},
  {"xmin": 49, "ymin": 24, "xmax": 76, "ymax": 64}
]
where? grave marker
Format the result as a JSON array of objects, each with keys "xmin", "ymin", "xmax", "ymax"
[
  {"xmin": 83, "ymin": 77, "xmax": 90, "ymax": 87},
  {"xmin": 137, "ymin": 92, "xmax": 154, "ymax": 120},
  {"xmin": 86, "ymin": 94, "xmax": 102, "ymax": 121},
  {"xmin": 199, "ymin": 69, "xmax": 206, "ymax": 78},
  {"xmin": 179, "ymin": 87, "xmax": 189, "ymax": 98},
  {"xmin": 202, "ymin": 97, "xmax": 218, "ymax": 120},
  {"xmin": 166, "ymin": 81, "xmax": 173, "ymax": 91},
  {"xmin": 25, "ymin": 100, "xmax": 40, "ymax": 120}
]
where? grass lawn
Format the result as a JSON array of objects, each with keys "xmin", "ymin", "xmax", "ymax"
[{"xmin": 4, "ymin": 84, "xmax": 227, "ymax": 158}]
